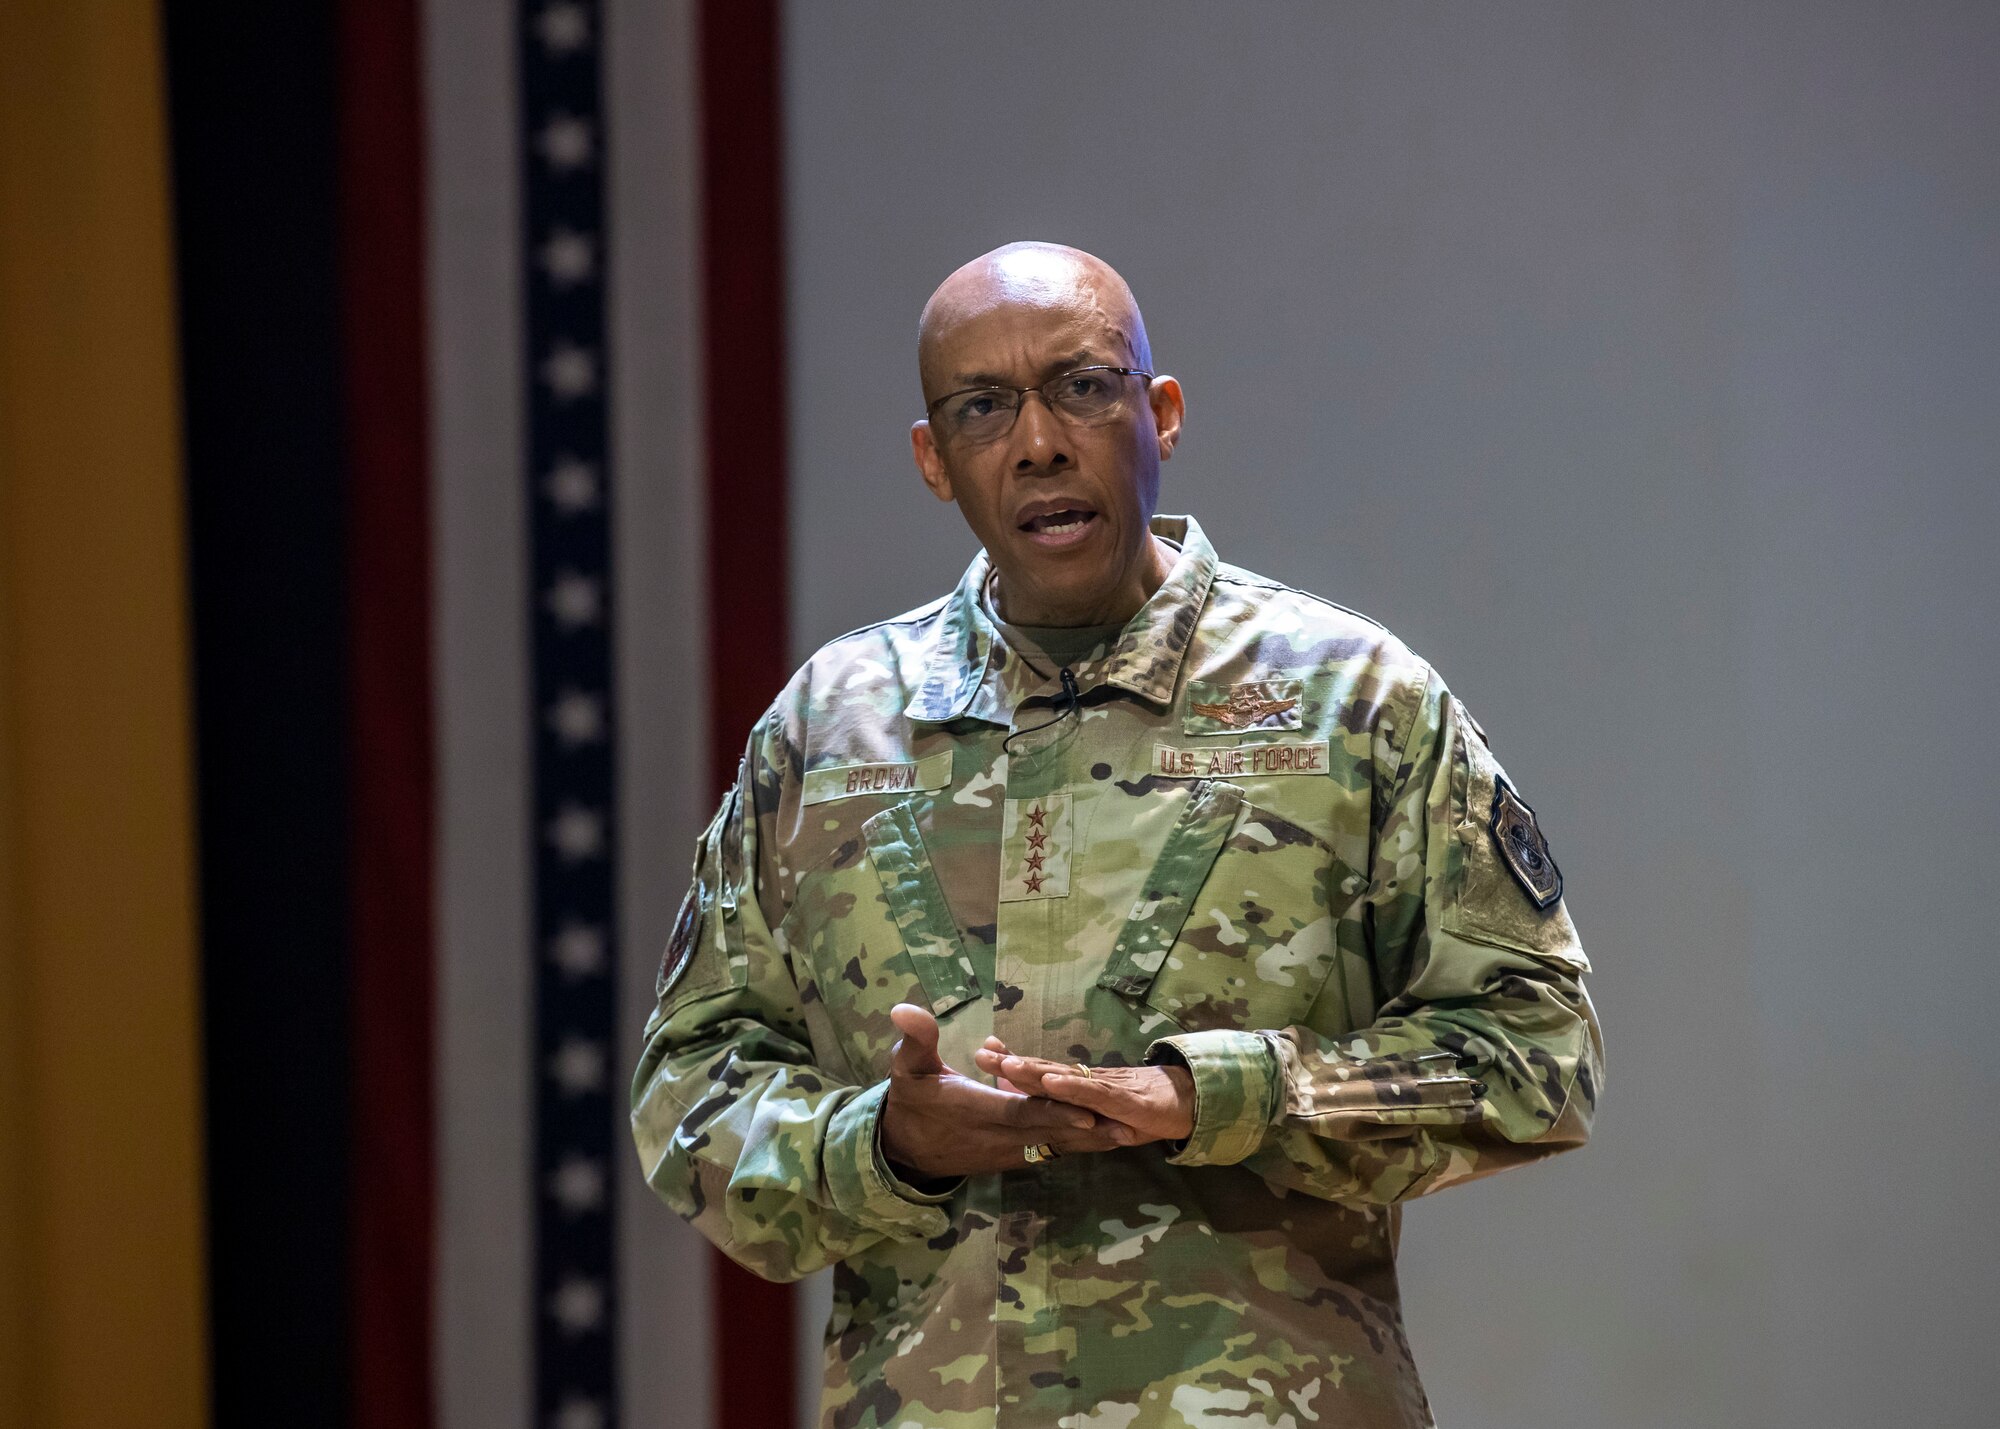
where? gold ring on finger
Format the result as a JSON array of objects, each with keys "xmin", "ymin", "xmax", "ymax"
[
  {"xmin": 1022, "ymin": 1142, "xmax": 1058, "ymax": 1165},
  {"xmin": 1073, "ymin": 1062, "xmax": 1095, "ymax": 1079}
]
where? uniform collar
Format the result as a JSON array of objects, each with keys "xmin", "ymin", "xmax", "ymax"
[{"xmin": 905, "ymin": 514, "xmax": 1218, "ymax": 725}]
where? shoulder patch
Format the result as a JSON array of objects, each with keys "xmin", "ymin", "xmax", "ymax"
[
  {"xmin": 1489, "ymin": 778, "xmax": 1562, "ymax": 911},
  {"xmin": 656, "ymin": 883, "xmax": 701, "ymax": 997}
]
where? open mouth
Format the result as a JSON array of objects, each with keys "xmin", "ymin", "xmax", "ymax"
[{"xmin": 1018, "ymin": 507, "xmax": 1099, "ymax": 542}]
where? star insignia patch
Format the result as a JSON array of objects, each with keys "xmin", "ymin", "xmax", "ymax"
[
  {"xmin": 1489, "ymin": 779, "xmax": 1562, "ymax": 912},
  {"xmin": 1001, "ymin": 794, "xmax": 1071, "ymax": 901}
]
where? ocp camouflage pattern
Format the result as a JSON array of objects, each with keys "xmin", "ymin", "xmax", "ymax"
[{"xmin": 632, "ymin": 515, "xmax": 1603, "ymax": 1428}]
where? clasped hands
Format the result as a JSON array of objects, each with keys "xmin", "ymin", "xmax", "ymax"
[{"xmin": 878, "ymin": 1002, "xmax": 1196, "ymax": 1182}]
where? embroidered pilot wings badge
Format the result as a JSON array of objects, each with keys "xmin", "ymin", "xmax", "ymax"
[
  {"xmin": 1182, "ymin": 679, "xmax": 1305, "ymax": 735},
  {"xmin": 1490, "ymin": 778, "xmax": 1563, "ymax": 912},
  {"xmin": 1192, "ymin": 691, "xmax": 1300, "ymax": 733}
]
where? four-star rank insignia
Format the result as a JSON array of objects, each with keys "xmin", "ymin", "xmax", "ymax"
[
  {"xmin": 1000, "ymin": 793, "xmax": 1073, "ymax": 901},
  {"xmin": 1489, "ymin": 778, "xmax": 1563, "ymax": 912},
  {"xmin": 656, "ymin": 882, "xmax": 701, "ymax": 997}
]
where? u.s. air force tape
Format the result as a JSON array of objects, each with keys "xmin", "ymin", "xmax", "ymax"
[{"xmin": 1151, "ymin": 739, "xmax": 1330, "ymax": 779}]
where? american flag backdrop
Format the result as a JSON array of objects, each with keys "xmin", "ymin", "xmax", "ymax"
[
  {"xmin": 156, "ymin": 0, "xmax": 810, "ymax": 1424},
  {"xmin": 429, "ymin": 2, "xmax": 805, "ymax": 1426}
]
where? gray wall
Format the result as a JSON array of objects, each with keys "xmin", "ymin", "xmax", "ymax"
[{"xmin": 782, "ymin": 3, "xmax": 2000, "ymax": 1424}]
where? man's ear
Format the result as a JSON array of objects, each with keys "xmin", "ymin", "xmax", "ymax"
[
  {"xmin": 911, "ymin": 420, "xmax": 955, "ymax": 502},
  {"xmin": 1147, "ymin": 376, "xmax": 1185, "ymax": 461}
]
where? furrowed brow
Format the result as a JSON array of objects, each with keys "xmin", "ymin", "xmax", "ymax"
[
  {"xmin": 1037, "ymin": 350, "xmax": 1105, "ymax": 380},
  {"xmin": 950, "ymin": 351, "xmax": 1108, "ymax": 389}
]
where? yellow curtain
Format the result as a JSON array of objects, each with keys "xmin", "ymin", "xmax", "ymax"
[{"xmin": 0, "ymin": 2, "xmax": 207, "ymax": 1425}]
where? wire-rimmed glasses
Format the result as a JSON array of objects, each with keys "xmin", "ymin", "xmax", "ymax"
[{"xmin": 923, "ymin": 366, "xmax": 1154, "ymax": 445}]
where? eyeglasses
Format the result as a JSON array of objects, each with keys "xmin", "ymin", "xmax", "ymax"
[{"xmin": 923, "ymin": 366, "xmax": 1154, "ymax": 445}]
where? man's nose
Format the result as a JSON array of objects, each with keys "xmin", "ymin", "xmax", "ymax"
[{"xmin": 1008, "ymin": 391, "xmax": 1071, "ymax": 473}]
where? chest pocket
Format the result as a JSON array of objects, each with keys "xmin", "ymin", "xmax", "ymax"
[
  {"xmin": 1098, "ymin": 779, "xmax": 1366, "ymax": 1033},
  {"xmin": 778, "ymin": 799, "xmax": 981, "ymax": 1082}
]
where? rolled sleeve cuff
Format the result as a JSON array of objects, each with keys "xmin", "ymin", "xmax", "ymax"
[
  {"xmin": 823, "ymin": 1080, "xmax": 958, "ymax": 1239},
  {"xmin": 1145, "ymin": 1029, "xmax": 1282, "ymax": 1166}
]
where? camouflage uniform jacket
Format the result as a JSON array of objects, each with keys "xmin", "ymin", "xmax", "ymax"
[{"xmin": 632, "ymin": 515, "xmax": 1602, "ymax": 1429}]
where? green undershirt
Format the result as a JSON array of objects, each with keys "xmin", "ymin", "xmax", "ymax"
[
  {"xmin": 1002, "ymin": 620, "xmax": 1125, "ymax": 670},
  {"xmin": 982, "ymin": 583, "xmax": 1124, "ymax": 672}
]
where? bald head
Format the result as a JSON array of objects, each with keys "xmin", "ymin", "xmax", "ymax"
[
  {"xmin": 917, "ymin": 242, "xmax": 1152, "ymax": 399},
  {"xmin": 907, "ymin": 241, "xmax": 1184, "ymax": 627}
]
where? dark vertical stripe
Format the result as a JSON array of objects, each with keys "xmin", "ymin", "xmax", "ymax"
[
  {"xmin": 697, "ymin": 3, "xmax": 797, "ymax": 1425},
  {"xmin": 700, "ymin": 0, "xmax": 792, "ymax": 793},
  {"xmin": 339, "ymin": 1, "xmax": 434, "ymax": 1425},
  {"xmin": 521, "ymin": 4, "xmax": 621, "ymax": 1425},
  {"xmin": 165, "ymin": 4, "xmax": 351, "ymax": 1425}
]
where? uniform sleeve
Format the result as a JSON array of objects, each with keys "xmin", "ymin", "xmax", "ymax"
[
  {"xmin": 629, "ymin": 723, "xmax": 955, "ymax": 1283},
  {"xmin": 1145, "ymin": 667, "xmax": 1604, "ymax": 1204}
]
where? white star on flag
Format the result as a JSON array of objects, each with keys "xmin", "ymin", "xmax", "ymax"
[
  {"xmin": 544, "ymin": 803, "xmax": 606, "ymax": 862},
  {"xmin": 548, "ymin": 1274, "xmax": 606, "ymax": 1334},
  {"xmin": 550, "ymin": 1397, "xmax": 605, "ymax": 1429},
  {"xmin": 542, "ymin": 454, "xmax": 600, "ymax": 513},
  {"xmin": 547, "ymin": 1153, "xmax": 607, "ymax": 1215},
  {"xmin": 547, "ymin": 920, "xmax": 607, "ymax": 978},
  {"xmin": 543, "ymin": 570, "xmax": 602, "ymax": 629},
  {"xmin": 548, "ymin": 1037, "xmax": 606, "ymax": 1095},
  {"xmin": 539, "ymin": 341, "xmax": 598, "ymax": 400},
  {"xmin": 536, "ymin": 112, "xmax": 594, "ymax": 170},
  {"xmin": 538, "ymin": 226, "xmax": 596, "ymax": 288},
  {"xmin": 534, "ymin": 1, "xmax": 591, "ymax": 55},
  {"xmin": 546, "ymin": 688, "xmax": 605, "ymax": 746}
]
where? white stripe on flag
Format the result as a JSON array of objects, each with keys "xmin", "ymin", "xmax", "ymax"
[
  {"xmin": 433, "ymin": 0, "xmax": 720, "ymax": 1425},
  {"xmin": 429, "ymin": 0, "xmax": 532, "ymax": 1425},
  {"xmin": 606, "ymin": 0, "xmax": 717, "ymax": 1425},
  {"xmin": 796, "ymin": 1270, "xmax": 833, "ymax": 1427}
]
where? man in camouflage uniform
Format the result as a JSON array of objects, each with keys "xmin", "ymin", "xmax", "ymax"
[{"xmin": 632, "ymin": 242, "xmax": 1602, "ymax": 1428}]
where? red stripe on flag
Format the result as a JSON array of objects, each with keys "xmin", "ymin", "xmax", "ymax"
[
  {"xmin": 699, "ymin": 0, "xmax": 799, "ymax": 1424},
  {"xmin": 340, "ymin": 1, "xmax": 436, "ymax": 1424}
]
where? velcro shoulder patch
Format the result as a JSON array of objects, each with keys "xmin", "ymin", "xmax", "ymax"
[
  {"xmin": 656, "ymin": 883, "xmax": 701, "ymax": 998},
  {"xmin": 1489, "ymin": 778, "xmax": 1562, "ymax": 911},
  {"xmin": 658, "ymin": 785, "xmax": 743, "ymax": 1007}
]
